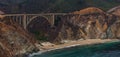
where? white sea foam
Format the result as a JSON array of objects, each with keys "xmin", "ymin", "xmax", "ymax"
[
  {"xmin": 29, "ymin": 51, "xmax": 42, "ymax": 57},
  {"xmin": 29, "ymin": 43, "xmax": 83, "ymax": 57}
]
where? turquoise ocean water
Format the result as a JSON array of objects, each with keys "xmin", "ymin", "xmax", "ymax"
[{"xmin": 33, "ymin": 41, "xmax": 120, "ymax": 57}]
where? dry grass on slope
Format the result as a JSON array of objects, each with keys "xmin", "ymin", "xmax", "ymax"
[{"xmin": 72, "ymin": 7, "xmax": 105, "ymax": 15}]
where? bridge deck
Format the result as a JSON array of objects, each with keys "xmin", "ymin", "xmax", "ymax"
[
  {"xmin": 1, "ymin": 13, "xmax": 69, "ymax": 16},
  {"xmin": 0, "ymin": 13, "xmax": 80, "ymax": 29}
]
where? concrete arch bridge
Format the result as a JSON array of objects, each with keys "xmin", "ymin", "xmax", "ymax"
[{"xmin": 2, "ymin": 13, "xmax": 72, "ymax": 29}]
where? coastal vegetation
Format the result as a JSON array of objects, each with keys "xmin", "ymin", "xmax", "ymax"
[{"xmin": 33, "ymin": 31, "xmax": 48, "ymax": 42}]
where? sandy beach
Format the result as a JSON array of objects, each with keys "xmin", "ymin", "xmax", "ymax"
[
  {"xmin": 38, "ymin": 39, "xmax": 120, "ymax": 53},
  {"xmin": 29, "ymin": 39, "xmax": 120, "ymax": 57}
]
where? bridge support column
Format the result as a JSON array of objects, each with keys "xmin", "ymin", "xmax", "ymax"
[
  {"xmin": 51, "ymin": 15, "xmax": 55, "ymax": 27},
  {"xmin": 23, "ymin": 14, "xmax": 27, "ymax": 29},
  {"xmin": 19, "ymin": 16, "xmax": 22, "ymax": 25}
]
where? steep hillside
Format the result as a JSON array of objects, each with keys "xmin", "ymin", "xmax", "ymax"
[
  {"xmin": 107, "ymin": 6, "xmax": 120, "ymax": 16},
  {"xmin": 27, "ymin": 7, "xmax": 120, "ymax": 43},
  {"xmin": 24, "ymin": 0, "xmax": 120, "ymax": 13},
  {"xmin": 0, "ymin": 16, "xmax": 39, "ymax": 57},
  {"xmin": 54, "ymin": 7, "xmax": 120, "ymax": 43},
  {"xmin": 0, "ymin": 0, "xmax": 120, "ymax": 13},
  {"xmin": 84, "ymin": 0, "xmax": 120, "ymax": 11},
  {"xmin": 72, "ymin": 7, "xmax": 104, "ymax": 15}
]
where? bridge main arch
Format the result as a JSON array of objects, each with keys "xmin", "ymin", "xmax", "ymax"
[
  {"xmin": 26, "ymin": 15, "xmax": 49, "ymax": 26},
  {"xmin": 25, "ymin": 15, "xmax": 55, "ymax": 29},
  {"xmin": 26, "ymin": 16, "xmax": 51, "ymax": 32},
  {"xmin": 26, "ymin": 16, "xmax": 53, "ymax": 37}
]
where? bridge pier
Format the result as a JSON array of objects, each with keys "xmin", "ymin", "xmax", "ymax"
[
  {"xmin": 23, "ymin": 14, "xmax": 27, "ymax": 29},
  {"xmin": 50, "ymin": 15, "xmax": 55, "ymax": 27}
]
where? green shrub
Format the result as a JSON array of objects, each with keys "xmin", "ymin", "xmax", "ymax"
[{"xmin": 32, "ymin": 31, "xmax": 48, "ymax": 42}]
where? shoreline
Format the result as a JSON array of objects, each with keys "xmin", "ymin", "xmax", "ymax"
[{"xmin": 29, "ymin": 39, "xmax": 120, "ymax": 57}]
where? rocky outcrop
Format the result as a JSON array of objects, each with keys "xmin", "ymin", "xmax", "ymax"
[
  {"xmin": 0, "ymin": 17, "xmax": 39, "ymax": 57},
  {"xmin": 72, "ymin": 7, "xmax": 104, "ymax": 15},
  {"xmin": 25, "ymin": 7, "xmax": 120, "ymax": 44},
  {"xmin": 53, "ymin": 7, "xmax": 120, "ymax": 43},
  {"xmin": 107, "ymin": 6, "xmax": 120, "ymax": 16}
]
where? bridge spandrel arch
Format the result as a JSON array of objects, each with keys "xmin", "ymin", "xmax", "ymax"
[
  {"xmin": 27, "ymin": 15, "xmax": 48, "ymax": 25},
  {"xmin": 26, "ymin": 15, "xmax": 55, "ymax": 26}
]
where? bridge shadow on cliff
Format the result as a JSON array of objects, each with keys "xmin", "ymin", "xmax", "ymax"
[{"xmin": 27, "ymin": 16, "xmax": 63, "ymax": 42}]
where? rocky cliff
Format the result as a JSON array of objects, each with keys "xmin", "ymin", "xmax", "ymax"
[
  {"xmin": 0, "ymin": 16, "xmax": 39, "ymax": 57},
  {"xmin": 0, "ymin": 6, "xmax": 120, "ymax": 57},
  {"xmin": 47, "ymin": 7, "xmax": 120, "ymax": 43},
  {"xmin": 27, "ymin": 7, "xmax": 120, "ymax": 43},
  {"xmin": 107, "ymin": 6, "xmax": 120, "ymax": 16}
]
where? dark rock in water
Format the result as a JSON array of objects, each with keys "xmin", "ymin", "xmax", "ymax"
[{"xmin": 0, "ymin": 17, "xmax": 39, "ymax": 57}]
